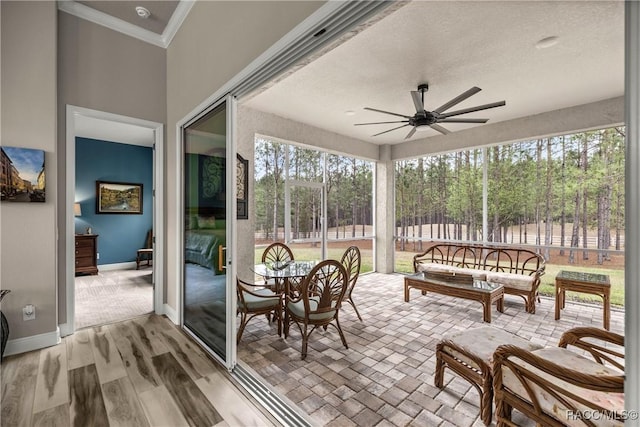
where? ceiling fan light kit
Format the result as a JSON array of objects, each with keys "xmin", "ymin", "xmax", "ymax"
[{"xmin": 355, "ymin": 83, "xmax": 506, "ymax": 139}]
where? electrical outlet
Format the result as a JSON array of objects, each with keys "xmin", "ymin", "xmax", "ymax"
[
  {"xmin": 23, "ymin": 304, "xmax": 36, "ymax": 321},
  {"xmin": 97, "ymin": 253, "xmax": 100, "ymax": 260}
]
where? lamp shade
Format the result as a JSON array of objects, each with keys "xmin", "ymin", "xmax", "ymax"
[{"xmin": 74, "ymin": 203, "xmax": 82, "ymax": 216}]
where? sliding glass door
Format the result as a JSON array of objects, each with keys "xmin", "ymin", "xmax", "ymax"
[{"xmin": 182, "ymin": 99, "xmax": 233, "ymax": 364}]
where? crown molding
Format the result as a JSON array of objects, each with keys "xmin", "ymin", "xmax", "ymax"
[
  {"xmin": 162, "ymin": 1, "xmax": 195, "ymax": 47},
  {"xmin": 57, "ymin": 0, "xmax": 194, "ymax": 49}
]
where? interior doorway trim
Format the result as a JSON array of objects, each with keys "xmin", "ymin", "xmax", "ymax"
[{"xmin": 61, "ymin": 105, "xmax": 164, "ymax": 336}]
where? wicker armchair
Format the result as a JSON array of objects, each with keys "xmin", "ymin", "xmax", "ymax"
[
  {"xmin": 284, "ymin": 259, "xmax": 349, "ymax": 359},
  {"xmin": 493, "ymin": 327, "xmax": 624, "ymax": 427},
  {"xmin": 340, "ymin": 246, "xmax": 362, "ymax": 321},
  {"xmin": 236, "ymin": 278, "xmax": 282, "ymax": 344}
]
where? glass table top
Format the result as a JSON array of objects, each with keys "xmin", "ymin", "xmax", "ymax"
[
  {"xmin": 556, "ymin": 270, "xmax": 610, "ymax": 285},
  {"xmin": 408, "ymin": 272, "xmax": 503, "ymax": 293},
  {"xmin": 253, "ymin": 260, "xmax": 318, "ymax": 278}
]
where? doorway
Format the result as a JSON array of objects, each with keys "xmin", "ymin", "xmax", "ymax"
[
  {"xmin": 63, "ymin": 105, "xmax": 164, "ymax": 336},
  {"xmin": 181, "ymin": 98, "xmax": 234, "ymax": 367}
]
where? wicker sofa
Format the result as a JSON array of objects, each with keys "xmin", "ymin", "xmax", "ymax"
[{"xmin": 413, "ymin": 243, "xmax": 545, "ymax": 313}]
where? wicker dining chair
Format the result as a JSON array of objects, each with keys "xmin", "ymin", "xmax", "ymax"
[
  {"xmin": 340, "ymin": 245, "xmax": 362, "ymax": 321},
  {"xmin": 284, "ymin": 259, "xmax": 349, "ymax": 359},
  {"xmin": 236, "ymin": 277, "xmax": 282, "ymax": 344},
  {"xmin": 261, "ymin": 242, "xmax": 295, "ymax": 290}
]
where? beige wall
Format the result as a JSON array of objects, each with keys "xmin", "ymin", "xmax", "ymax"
[
  {"xmin": 165, "ymin": 1, "xmax": 324, "ymax": 310},
  {"xmin": 56, "ymin": 12, "xmax": 167, "ymax": 323},
  {"xmin": 1, "ymin": 1, "xmax": 58, "ymax": 341}
]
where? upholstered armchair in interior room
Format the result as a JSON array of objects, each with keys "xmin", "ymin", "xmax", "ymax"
[
  {"xmin": 493, "ymin": 327, "xmax": 624, "ymax": 427},
  {"xmin": 340, "ymin": 245, "xmax": 362, "ymax": 321},
  {"xmin": 284, "ymin": 259, "xmax": 349, "ymax": 359},
  {"xmin": 236, "ymin": 277, "xmax": 282, "ymax": 344}
]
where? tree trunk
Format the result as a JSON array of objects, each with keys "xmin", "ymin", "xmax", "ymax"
[{"xmin": 569, "ymin": 190, "xmax": 581, "ymax": 264}]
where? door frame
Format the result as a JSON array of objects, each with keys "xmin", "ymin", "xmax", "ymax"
[
  {"xmin": 62, "ymin": 105, "xmax": 164, "ymax": 336},
  {"xmin": 176, "ymin": 94, "xmax": 237, "ymax": 370}
]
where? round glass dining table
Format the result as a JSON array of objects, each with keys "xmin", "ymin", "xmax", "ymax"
[{"xmin": 252, "ymin": 260, "xmax": 318, "ymax": 294}]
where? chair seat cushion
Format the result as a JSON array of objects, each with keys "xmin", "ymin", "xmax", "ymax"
[
  {"xmin": 501, "ymin": 347, "xmax": 625, "ymax": 426},
  {"xmin": 486, "ymin": 271, "xmax": 535, "ymax": 291},
  {"xmin": 287, "ymin": 298, "xmax": 336, "ymax": 321},
  {"xmin": 417, "ymin": 262, "xmax": 487, "ymax": 281},
  {"xmin": 240, "ymin": 289, "xmax": 280, "ymax": 310},
  {"xmin": 441, "ymin": 326, "xmax": 543, "ymax": 371}
]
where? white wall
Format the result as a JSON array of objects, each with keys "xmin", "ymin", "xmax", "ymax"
[{"xmin": 1, "ymin": 1, "xmax": 58, "ymax": 349}]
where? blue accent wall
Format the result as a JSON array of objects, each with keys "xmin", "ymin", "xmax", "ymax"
[{"xmin": 75, "ymin": 137, "xmax": 153, "ymax": 265}]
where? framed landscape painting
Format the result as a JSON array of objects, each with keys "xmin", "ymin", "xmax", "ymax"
[{"xmin": 96, "ymin": 181, "xmax": 143, "ymax": 214}]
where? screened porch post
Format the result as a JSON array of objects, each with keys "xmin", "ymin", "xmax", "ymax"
[{"xmin": 375, "ymin": 144, "xmax": 395, "ymax": 273}]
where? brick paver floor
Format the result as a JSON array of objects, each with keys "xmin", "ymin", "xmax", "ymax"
[{"xmin": 237, "ymin": 272, "xmax": 625, "ymax": 427}]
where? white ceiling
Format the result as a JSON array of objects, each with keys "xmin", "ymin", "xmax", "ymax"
[
  {"xmin": 244, "ymin": 1, "xmax": 625, "ymax": 145},
  {"xmin": 75, "ymin": 116, "xmax": 155, "ymax": 147},
  {"xmin": 66, "ymin": 1, "xmax": 624, "ymax": 150}
]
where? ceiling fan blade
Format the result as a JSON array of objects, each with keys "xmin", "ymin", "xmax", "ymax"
[
  {"xmin": 364, "ymin": 107, "xmax": 412, "ymax": 119},
  {"xmin": 371, "ymin": 124, "xmax": 410, "ymax": 137},
  {"xmin": 437, "ymin": 118, "xmax": 489, "ymax": 123},
  {"xmin": 404, "ymin": 127, "xmax": 417, "ymax": 139},
  {"xmin": 354, "ymin": 120, "xmax": 409, "ymax": 126},
  {"xmin": 439, "ymin": 101, "xmax": 506, "ymax": 118},
  {"xmin": 430, "ymin": 124, "xmax": 451, "ymax": 135},
  {"xmin": 433, "ymin": 87, "xmax": 482, "ymax": 113},
  {"xmin": 411, "ymin": 91, "xmax": 425, "ymax": 113}
]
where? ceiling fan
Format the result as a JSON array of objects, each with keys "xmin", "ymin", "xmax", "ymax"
[{"xmin": 354, "ymin": 84, "xmax": 506, "ymax": 139}]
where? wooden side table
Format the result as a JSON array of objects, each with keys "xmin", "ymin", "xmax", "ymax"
[{"xmin": 555, "ymin": 270, "xmax": 611, "ymax": 330}]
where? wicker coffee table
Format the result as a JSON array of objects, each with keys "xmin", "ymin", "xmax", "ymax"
[
  {"xmin": 555, "ymin": 270, "xmax": 611, "ymax": 330},
  {"xmin": 404, "ymin": 272, "xmax": 504, "ymax": 322}
]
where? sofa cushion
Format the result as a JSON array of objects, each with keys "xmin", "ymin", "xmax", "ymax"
[
  {"xmin": 501, "ymin": 346, "xmax": 624, "ymax": 426},
  {"xmin": 441, "ymin": 326, "xmax": 543, "ymax": 371},
  {"xmin": 417, "ymin": 262, "xmax": 487, "ymax": 281},
  {"xmin": 486, "ymin": 271, "xmax": 535, "ymax": 291}
]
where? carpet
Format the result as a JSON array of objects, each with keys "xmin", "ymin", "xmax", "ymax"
[{"xmin": 75, "ymin": 269, "xmax": 153, "ymax": 329}]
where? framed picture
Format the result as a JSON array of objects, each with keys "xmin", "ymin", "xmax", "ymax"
[
  {"xmin": 237, "ymin": 154, "xmax": 248, "ymax": 219},
  {"xmin": 96, "ymin": 181, "xmax": 143, "ymax": 214},
  {"xmin": 1, "ymin": 146, "xmax": 45, "ymax": 203}
]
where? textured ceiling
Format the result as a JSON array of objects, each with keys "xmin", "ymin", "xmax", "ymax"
[{"xmin": 244, "ymin": 1, "xmax": 625, "ymax": 145}]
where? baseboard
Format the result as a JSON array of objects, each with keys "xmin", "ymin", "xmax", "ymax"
[
  {"xmin": 99, "ymin": 262, "xmax": 137, "ymax": 271},
  {"xmin": 4, "ymin": 327, "xmax": 61, "ymax": 356},
  {"xmin": 163, "ymin": 303, "xmax": 178, "ymax": 324},
  {"xmin": 58, "ymin": 322, "xmax": 73, "ymax": 337}
]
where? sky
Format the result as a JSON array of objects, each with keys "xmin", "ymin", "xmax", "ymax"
[{"xmin": 3, "ymin": 146, "xmax": 45, "ymax": 183}]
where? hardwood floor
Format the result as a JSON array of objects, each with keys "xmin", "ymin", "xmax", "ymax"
[{"xmin": 1, "ymin": 314, "xmax": 276, "ymax": 427}]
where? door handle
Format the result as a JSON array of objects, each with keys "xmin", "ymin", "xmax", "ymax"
[{"xmin": 218, "ymin": 245, "xmax": 227, "ymax": 271}]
